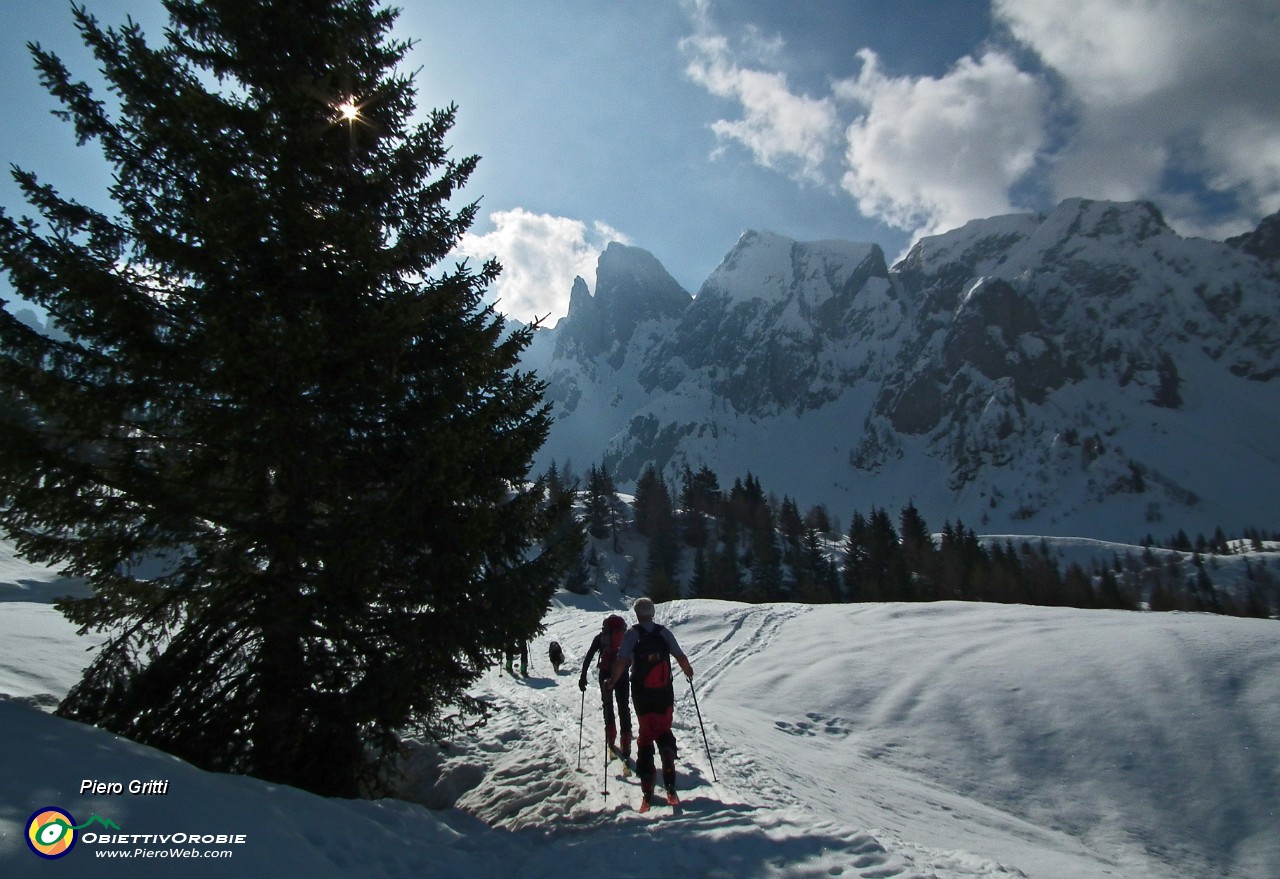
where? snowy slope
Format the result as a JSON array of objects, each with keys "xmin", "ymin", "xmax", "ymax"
[{"xmin": 2, "ymin": 542, "xmax": 1278, "ymax": 879}]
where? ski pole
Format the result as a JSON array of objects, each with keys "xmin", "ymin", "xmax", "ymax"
[
  {"xmin": 687, "ymin": 675, "xmax": 717, "ymax": 782},
  {"xmin": 576, "ymin": 687, "xmax": 585, "ymax": 770}
]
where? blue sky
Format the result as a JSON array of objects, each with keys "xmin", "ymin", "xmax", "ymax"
[{"xmin": 3, "ymin": 1, "xmax": 1278, "ymax": 323}]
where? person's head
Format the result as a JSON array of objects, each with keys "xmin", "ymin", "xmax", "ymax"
[{"xmin": 634, "ymin": 597, "xmax": 655, "ymax": 622}]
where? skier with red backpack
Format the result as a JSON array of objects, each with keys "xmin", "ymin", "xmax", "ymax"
[
  {"xmin": 579, "ymin": 613, "xmax": 632, "ymax": 766},
  {"xmin": 606, "ymin": 597, "xmax": 694, "ymax": 810}
]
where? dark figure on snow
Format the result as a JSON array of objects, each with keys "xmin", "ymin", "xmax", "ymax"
[
  {"xmin": 579, "ymin": 614, "xmax": 632, "ymax": 763},
  {"xmin": 505, "ymin": 639, "xmax": 528, "ymax": 677},
  {"xmin": 606, "ymin": 597, "xmax": 694, "ymax": 808},
  {"xmin": 548, "ymin": 640, "xmax": 564, "ymax": 673}
]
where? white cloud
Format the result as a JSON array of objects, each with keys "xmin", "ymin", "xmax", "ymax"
[
  {"xmin": 681, "ymin": 33, "xmax": 840, "ymax": 185},
  {"xmin": 996, "ymin": 0, "xmax": 1188, "ymax": 106},
  {"xmin": 678, "ymin": 10, "xmax": 1047, "ymax": 237},
  {"xmin": 1201, "ymin": 114, "xmax": 1280, "ymax": 216},
  {"xmin": 455, "ymin": 209, "xmax": 628, "ymax": 324},
  {"xmin": 995, "ymin": 0, "xmax": 1280, "ymax": 222},
  {"xmin": 679, "ymin": 1, "xmax": 1280, "ymax": 243},
  {"xmin": 835, "ymin": 49, "xmax": 1049, "ymax": 237}
]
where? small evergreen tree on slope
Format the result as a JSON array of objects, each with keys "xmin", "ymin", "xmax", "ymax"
[{"xmin": 0, "ymin": 0, "xmax": 570, "ymax": 797}]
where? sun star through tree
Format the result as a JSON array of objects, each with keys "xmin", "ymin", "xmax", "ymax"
[
  {"xmin": 337, "ymin": 98, "xmax": 360, "ymax": 121},
  {"xmin": 0, "ymin": 0, "xmax": 577, "ymax": 797}
]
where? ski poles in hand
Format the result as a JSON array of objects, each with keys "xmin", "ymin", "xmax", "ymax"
[
  {"xmin": 687, "ymin": 674, "xmax": 717, "ymax": 783},
  {"xmin": 576, "ymin": 687, "xmax": 585, "ymax": 771}
]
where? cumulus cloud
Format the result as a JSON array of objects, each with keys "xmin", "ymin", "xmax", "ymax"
[
  {"xmin": 455, "ymin": 209, "xmax": 629, "ymax": 324},
  {"xmin": 681, "ymin": 32, "xmax": 841, "ymax": 185},
  {"xmin": 679, "ymin": 9, "xmax": 1048, "ymax": 237},
  {"xmin": 995, "ymin": 0, "xmax": 1280, "ymax": 221},
  {"xmin": 680, "ymin": 0, "xmax": 1280, "ymax": 243},
  {"xmin": 835, "ymin": 49, "xmax": 1048, "ymax": 237}
]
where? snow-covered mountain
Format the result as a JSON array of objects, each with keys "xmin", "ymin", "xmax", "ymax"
[{"xmin": 522, "ymin": 199, "xmax": 1280, "ymax": 541}]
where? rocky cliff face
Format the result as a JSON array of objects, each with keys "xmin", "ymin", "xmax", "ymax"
[
  {"xmin": 552, "ymin": 242, "xmax": 690, "ymax": 366},
  {"xmin": 520, "ymin": 200, "xmax": 1280, "ymax": 539},
  {"xmin": 1228, "ymin": 209, "xmax": 1280, "ymax": 266},
  {"xmin": 638, "ymin": 231, "xmax": 901, "ymax": 414}
]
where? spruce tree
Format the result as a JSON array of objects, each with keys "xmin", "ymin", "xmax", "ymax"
[
  {"xmin": 842, "ymin": 511, "xmax": 870, "ymax": 602},
  {"xmin": 865, "ymin": 507, "xmax": 902, "ymax": 600},
  {"xmin": 678, "ymin": 464, "xmax": 718, "ymax": 548},
  {"xmin": 544, "ymin": 465, "xmax": 587, "ymax": 594},
  {"xmin": 633, "ymin": 465, "xmax": 668, "ymax": 537},
  {"xmin": 584, "ymin": 462, "xmax": 618, "ymax": 545},
  {"xmin": 746, "ymin": 500, "xmax": 783, "ymax": 602},
  {"xmin": 898, "ymin": 501, "xmax": 934, "ymax": 600},
  {"xmin": 688, "ymin": 544, "xmax": 708, "ymax": 598},
  {"xmin": 709, "ymin": 514, "xmax": 742, "ymax": 600},
  {"xmin": 795, "ymin": 525, "xmax": 837, "ymax": 603},
  {"xmin": 640, "ymin": 469, "xmax": 680, "ymax": 599},
  {"xmin": 0, "ymin": 0, "xmax": 570, "ymax": 797}
]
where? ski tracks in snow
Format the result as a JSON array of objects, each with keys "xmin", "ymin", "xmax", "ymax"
[
  {"xmin": 663, "ymin": 601, "xmax": 1032, "ymax": 879},
  {"xmin": 393, "ymin": 601, "xmax": 1030, "ymax": 879}
]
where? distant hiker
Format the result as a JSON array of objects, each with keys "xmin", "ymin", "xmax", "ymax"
[
  {"xmin": 606, "ymin": 597, "xmax": 694, "ymax": 809},
  {"xmin": 505, "ymin": 639, "xmax": 528, "ymax": 677},
  {"xmin": 548, "ymin": 640, "xmax": 564, "ymax": 673},
  {"xmin": 579, "ymin": 614, "xmax": 632, "ymax": 764}
]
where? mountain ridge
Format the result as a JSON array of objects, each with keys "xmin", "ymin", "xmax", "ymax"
[{"xmin": 522, "ymin": 198, "xmax": 1280, "ymax": 540}]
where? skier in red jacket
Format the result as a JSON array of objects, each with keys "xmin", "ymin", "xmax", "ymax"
[{"xmin": 606, "ymin": 597, "xmax": 693, "ymax": 808}]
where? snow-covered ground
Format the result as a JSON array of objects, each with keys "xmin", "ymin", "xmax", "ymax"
[{"xmin": 2, "ymin": 541, "xmax": 1277, "ymax": 878}]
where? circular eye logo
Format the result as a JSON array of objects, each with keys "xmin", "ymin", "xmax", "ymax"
[{"xmin": 26, "ymin": 807, "xmax": 78, "ymax": 859}]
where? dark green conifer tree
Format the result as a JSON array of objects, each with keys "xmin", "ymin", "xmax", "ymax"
[
  {"xmin": 639, "ymin": 469, "xmax": 680, "ymax": 600},
  {"xmin": 688, "ymin": 543, "xmax": 708, "ymax": 599},
  {"xmin": 795, "ymin": 525, "xmax": 838, "ymax": 603},
  {"xmin": 633, "ymin": 465, "xmax": 669, "ymax": 538},
  {"xmin": 746, "ymin": 500, "xmax": 783, "ymax": 602},
  {"xmin": 842, "ymin": 511, "xmax": 869, "ymax": 601},
  {"xmin": 544, "ymin": 465, "xmax": 587, "ymax": 593},
  {"xmin": 898, "ymin": 501, "xmax": 935, "ymax": 600},
  {"xmin": 1095, "ymin": 566, "xmax": 1134, "ymax": 610},
  {"xmin": 937, "ymin": 521, "xmax": 967, "ymax": 599},
  {"xmin": 677, "ymin": 465, "xmax": 704, "ymax": 547},
  {"xmin": 1242, "ymin": 582, "xmax": 1271, "ymax": 619},
  {"xmin": 708, "ymin": 515, "xmax": 742, "ymax": 600},
  {"xmin": 1062, "ymin": 562, "xmax": 1097, "ymax": 608},
  {"xmin": 1020, "ymin": 540, "xmax": 1066, "ymax": 605},
  {"xmin": 985, "ymin": 539, "xmax": 1024, "ymax": 603},
  {"xmin": 804, "ymin": 502, "xmax": 832, "ymax": 536},
  {"xmin": 584, "ymin": 463, "xmax": 616, "ymax": 541},
  {"xmin": 865, "ymin": 506, "xmax": 904, "ymax": 600},
  {"xmin": 778, "ymin": 495, "xmax": 804, "ymax": 568},
  {"xmin": 0, "ymin": 0, "xmax": 571, "ymax": 797}
]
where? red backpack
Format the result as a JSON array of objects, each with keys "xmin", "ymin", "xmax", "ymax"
[
  {"xmin": 598, "ymin": 614, "xmax": 626, "ymax": 670},
  {"xmin": 630, "ymin": 624, "xmax": 674, "ymax": 713}
]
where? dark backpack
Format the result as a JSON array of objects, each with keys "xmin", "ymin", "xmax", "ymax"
[
  {"xmin": 630, "ymin": 623, "xmax": 673, "ymax": 713},
  {"xmin": 598, "ymin": 614, "xmax": 626, "ymax": 671}
]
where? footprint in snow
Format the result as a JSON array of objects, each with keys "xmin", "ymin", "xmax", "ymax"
[{"xmin": 774, "ymin": 712, "xmax": 853, "ymax": 738}]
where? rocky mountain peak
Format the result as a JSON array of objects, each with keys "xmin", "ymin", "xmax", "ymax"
[
  {"xmin": 1227, "ymin": 209, "xmax": 1280, "ymax": 265},
  {"xmin": 594, "ymin": 242, "xmax": 690, "ymax": 318},
  {"xmin": 699, "ymin": 229, "xmax": 888, "ymax": 307},
  {"xmin": 553, "ymin": 244, "xmax": 689, "ymax": 363},
  {"xmin": 1040, "ymin": 197, "xmax": 1170, "ymax": 242},
  {"xmin": 525, "ymin": 199, "xmax": 1280, "ymax": 540}
]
